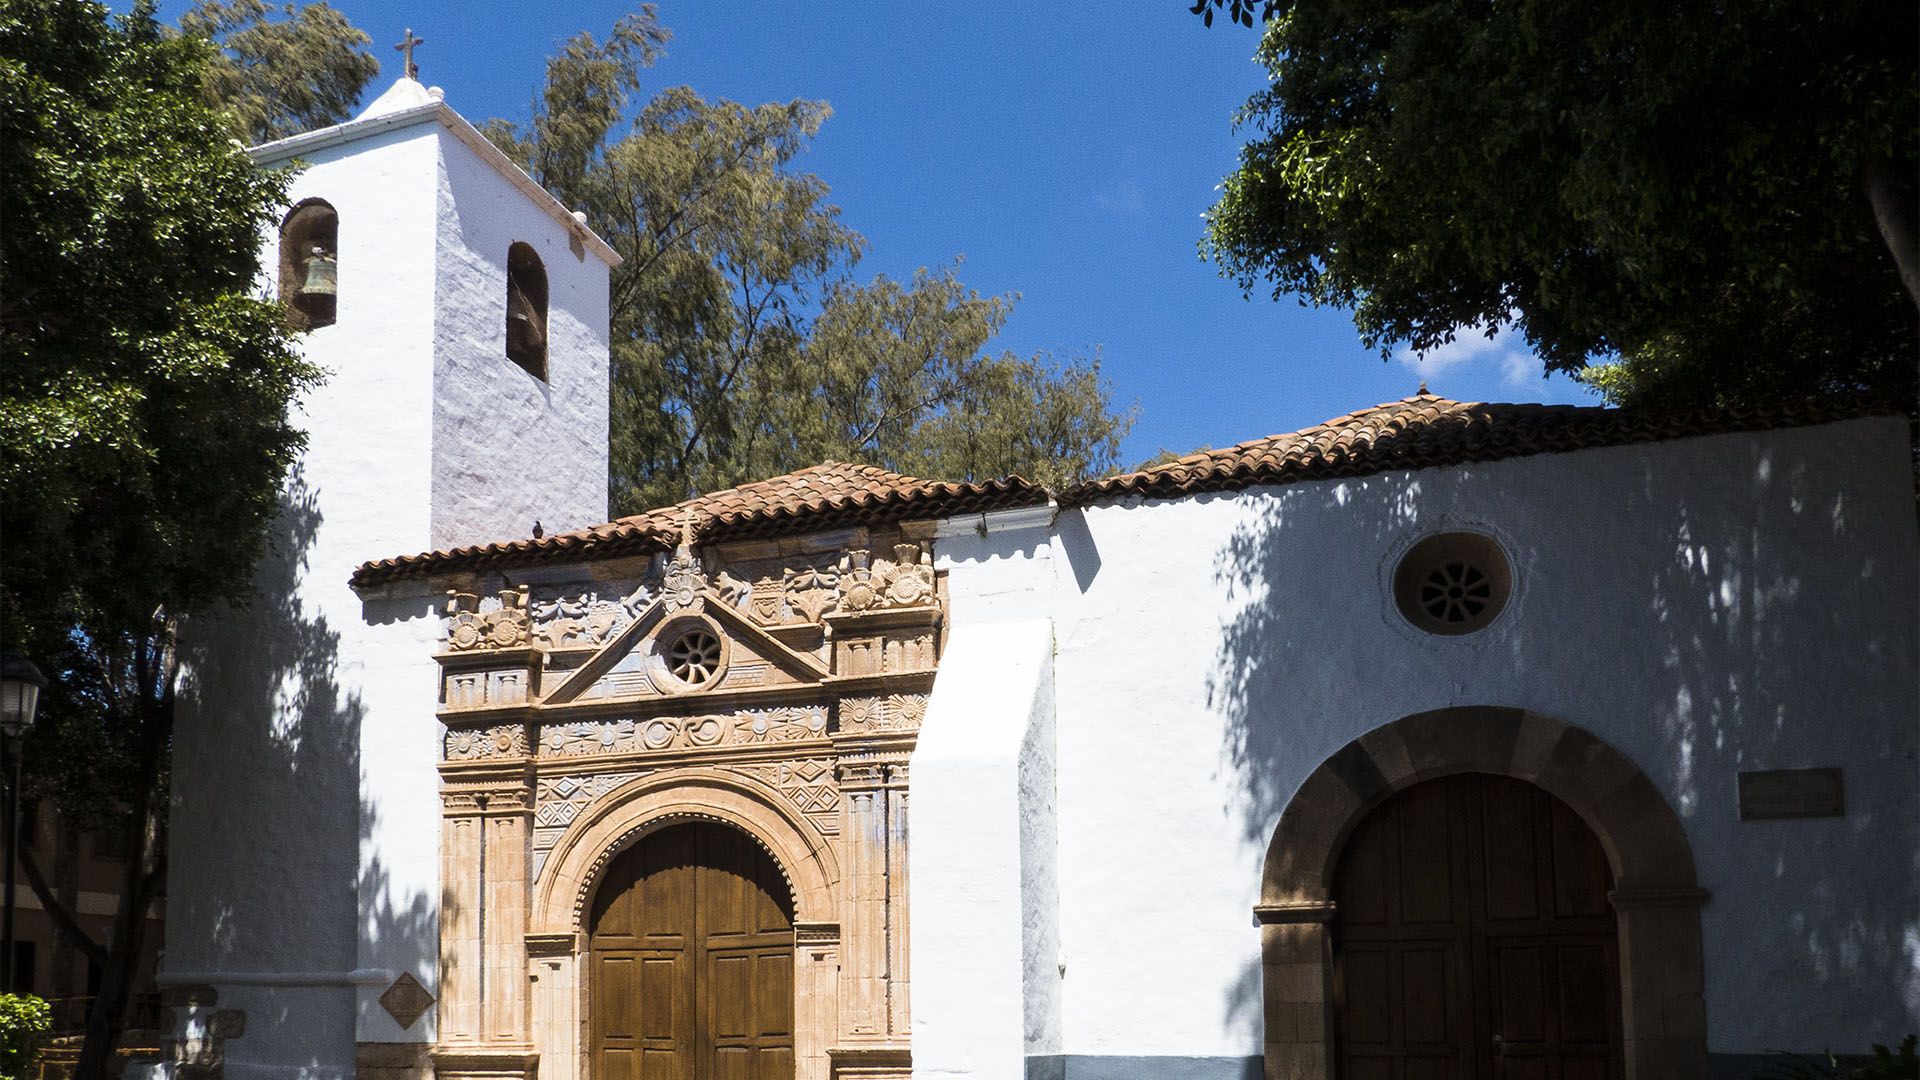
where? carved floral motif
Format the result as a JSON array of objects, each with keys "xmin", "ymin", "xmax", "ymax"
[
  {"xmin": 783, "ymin": 564, "xmax": 839, "ymax": 623},
  {"xmin": 445, "ymin": 589, "xmax": 530, "ymax": 651},
  {"xmin": 832, "ymin": 544, "xmax": 935, "ymax": 615},
  {"xmin": 443, "ymin": 723, "xmax": 530, "ymax": 761},
  {"xmin": 837, "ymin": 694, "xmax": 928, "ymax": 734},
  {"xmin": 530, "ymin": 585, "xmax": 650, "ymax": 649},
  {"xmin": 539, "ymin": 706, "xmax": 829, "ymax": 758}
]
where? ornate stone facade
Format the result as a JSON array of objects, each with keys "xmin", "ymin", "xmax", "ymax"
[{"xmin": 433, "ymin": 525, "xmax": 936, "ymax": 1080}]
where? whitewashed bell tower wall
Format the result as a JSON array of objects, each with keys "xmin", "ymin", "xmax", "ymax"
[
  {"xmin": 428, "ymin": 111, "xmax": 611, "ymax": 550},
  {"xmin": 166, "ymin": 82, "xmax": 613, "ymax": 1080}
]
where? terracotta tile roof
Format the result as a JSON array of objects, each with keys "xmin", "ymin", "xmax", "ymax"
[
  {"xmin": 1058, "ymin": 390, "xmax": 1902, "ymax": 506},
  {"xmin": 350, "ymin": 461, "xmax": 1048, "ymax": 588}
]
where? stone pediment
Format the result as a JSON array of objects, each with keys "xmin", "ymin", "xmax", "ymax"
[{"xmin": 435, "ymin": 536, "xmax": 941, "ymax": 720}]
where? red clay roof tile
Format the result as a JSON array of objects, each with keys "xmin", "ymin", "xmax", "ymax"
[
  {"xmin": 349, "ymin": 461, "xmax": 1048, "ymax": 588},
  {"xmin": 1058, "ymin": 391, "xmax": 1900, "ymax": 506},
  {"xmin": 351, "ymin": 393, "xmax": 1901, "ymax": 589}
]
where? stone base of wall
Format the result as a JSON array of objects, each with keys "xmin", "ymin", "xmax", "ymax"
[
  {"xmin": 357, "ymin": 1042, "xmax": 432, "ymax": 1080},
  {"xmin": 827, "ymin": 1045, "xmax": 912, "ymax": 1079}
]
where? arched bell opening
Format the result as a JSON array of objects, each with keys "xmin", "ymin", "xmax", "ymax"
[
  {"xmin": 279, "ymin": 199, "xmax": 339, "ymax": 330},
  {"xmin": 505, "ymin": 241, "xmax": 549, "ymax": 380}
]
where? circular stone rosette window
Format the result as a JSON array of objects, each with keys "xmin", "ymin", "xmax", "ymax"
[
  {"xmin": 649, "ymin": 616, "xmax": 730, "ymax": 691},
  {"xmin": 1393, "ymin": 532, "xmax": 1514, "ymax": 636}
]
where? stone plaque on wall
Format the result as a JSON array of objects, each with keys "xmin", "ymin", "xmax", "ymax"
[{"xmin": 1738, "ymin": 768, "xmax": 1844, "ymax": 820}]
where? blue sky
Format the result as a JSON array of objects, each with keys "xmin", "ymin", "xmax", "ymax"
[{"xmin": 169, "ymin": 0, "xmax": 1597, "ymax": 465}]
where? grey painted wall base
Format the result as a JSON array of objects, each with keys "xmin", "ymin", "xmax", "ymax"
[
  {"xmin": 1707, "ymin": 1051, "xmax": 1893, "ymax": 1079},
  {"xmin": 1025, "ymin": 1056, "xmax": 1263, "ymax": 1080},
  {"xmin": 1025, "ymin": 1051, "xmax": 1901, "ymax": 1080}
]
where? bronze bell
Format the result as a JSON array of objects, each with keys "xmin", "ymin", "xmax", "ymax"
[{"xmin": 297, "ymin": 246, "xmax": 337, "ymax": 299}]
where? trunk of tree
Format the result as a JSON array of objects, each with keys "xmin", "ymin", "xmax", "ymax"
[
  {"xmin": 1863, "ymin": 154, "xmax": 1920, "ymax": 313},
  {"xmin": 73, "ymin": 635, "xmax": 173, "ymax": 1080}
]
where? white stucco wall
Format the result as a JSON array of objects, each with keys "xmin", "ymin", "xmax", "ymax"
[
  {"xmin": 912, "ymin": 617, "xmax": 1058, "ymax": 1079},
  {"xmin": 169, "ymin": 91, "xmax": 616, "ymax": 1077},
  {"xmin": 172, "ymin": 121, "xmax": 445, "ymax": 1076},
  {"xmin": 925, "ymin": 416, "xmax": 1919, "ymax": 1070},
  {"xmin": 429, "ymin": 126, "xmax": 610, "ymax": 550}
]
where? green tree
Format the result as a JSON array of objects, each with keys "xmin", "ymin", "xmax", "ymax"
[
  {"xmin": 1198, "ymin": 0, "xmax": 1918, "ymax": 411},
  {"xmin": 0, "ymin": 1, "xmax": 320, "ymax": 1072},
  {"xmin": 178, "ymin": 0, "xmax": 381, "ymax": 144},
  {"xmin": 486, "ymin": 15, "xmax": 1134, "ymax": 512}
]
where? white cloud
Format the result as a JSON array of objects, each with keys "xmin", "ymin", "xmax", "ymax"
[{"xmin": 1395, "ymin": 318, "xmax": 1537, "ymax": 388}]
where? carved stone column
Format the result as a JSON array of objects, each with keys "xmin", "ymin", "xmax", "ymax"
[
  {"xmin": 832, "ymin": 751, "xmax": 913, "ymax": 1078},
  {"xmin": 435, "ymin": 737, "xmax": 538, "ymax": 1080}
]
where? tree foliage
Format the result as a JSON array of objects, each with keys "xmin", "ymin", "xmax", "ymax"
[
  {"xmin": 485, "ymin": 13, "xmax": 1134, "ymax": 512},
  {"xmin": 0, "ymin": 0, "xmax": 319, "ymax": 1069},
  {"xmin": 1201, "ymin": 0, "xmax": 1918, "ymax": 410},
  {"xmin": 178, "ymin": 0, "xmax": 380, "ymax": 144}
]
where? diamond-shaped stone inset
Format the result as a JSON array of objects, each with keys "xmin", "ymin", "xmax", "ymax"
[{"xmin": 380, "ymin": 971, "xmax": 435, "ymax": 1030}]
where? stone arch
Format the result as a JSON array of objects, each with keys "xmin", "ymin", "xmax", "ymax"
[
  {"xmin": 532, "ymin": 767, "xmax": 840, "ymax": 936},
  {"xmin": 1258, "ymin": 706, "xmax": 1707, "ymax": 1080},
  {"xmin": 527, "ymin": 768, "xmax": 843, "ymax": 1080}
]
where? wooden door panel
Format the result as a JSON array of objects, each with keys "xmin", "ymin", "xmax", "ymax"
[
  {"xmin": 752, "ymin": 951, "xmax": 794, "ymax": 1037},
  {"xmin": 592, "ymin": 822, "xmax": 795, "ymax": 1080},
  {"xmin": 1336, "ymin": 775, "xmax": 1623, "ymax": 1080},
  {"xmin": 1396, "ymin": 783, "xmax": 1457, "ymax": 927}
]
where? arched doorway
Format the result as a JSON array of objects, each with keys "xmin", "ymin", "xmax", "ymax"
[
  {"xmin": 1258, "ymin": 707, "xmax": 1707, "ymax": 1080},
  {"xmin": 1333, "ymin": 773, "xmax": 1622, "ymax": 1078},
  {"xmin": 589, "ymin": 821, "xmax": 796, "ymax": 1079}
]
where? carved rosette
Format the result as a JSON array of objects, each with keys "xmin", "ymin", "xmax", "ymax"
[
  {"xmin": 837, "ymin": 694, "xmax": 928, "ymax": 734},
  {"xmin": 443, "ymin": 724, "xmax": 530, "ymax": 761},
  {"xmin": 444, "ymin": 589, "xmax": 530, "ymax": 651},
  {"xmin": 660, "ymin": 549, "xmax": 707, "ymax": 614},
  {"xmin": 831, "ymin": 544, "xmax": 935, "ymax": 616}
]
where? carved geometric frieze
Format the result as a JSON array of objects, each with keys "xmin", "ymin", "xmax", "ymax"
[
  {"xmin": 837, "ymin": 693, "xmax": 927, "ymax": 735},
  {"xmin": 728, "ymin": 758, "xmax": 840, "ymax": 837},
  {"xmin": 537, "ymin": 706, "xmax": 830, "ymax": 759},
  {"xmin": 532, "ymin": 771, "xmax": 645, "ymax": 877},
  {"xmin": 443, "ymin": 723, "xmax": 530, "ymax": 761}
]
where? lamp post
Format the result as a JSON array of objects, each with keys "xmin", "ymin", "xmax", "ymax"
[{"xmin": 0, "ymin": 652, "xmax": 46, "ymax": 995}]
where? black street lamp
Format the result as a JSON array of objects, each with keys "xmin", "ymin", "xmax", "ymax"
[{"xmin": 0, "ymin": 652, "xmax": 46, "ymax": 995}]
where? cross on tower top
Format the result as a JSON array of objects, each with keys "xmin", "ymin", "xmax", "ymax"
[
  {"xmin": 394, "ymin": 29, "xmax": 425, "ymax": 80},
  {"xmin": 678, "ymin": 508, "xmax": 699, "ymax": 550}
]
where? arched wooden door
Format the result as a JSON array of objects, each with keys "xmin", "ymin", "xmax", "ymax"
[
  {"xmin": 589, "ymin": 821, "xmax": 796, "ymax": 1080},
  {"xmin": 1332, "ymin": 774, "xmax": 1623, "ymax": 1079}
]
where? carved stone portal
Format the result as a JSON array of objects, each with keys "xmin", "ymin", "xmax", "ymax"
[{"xmin": 434, "ymin": 525, "xmax": 936, "ymax": 1080}]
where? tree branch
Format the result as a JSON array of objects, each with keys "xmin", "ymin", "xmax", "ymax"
[{"xmin": 18, "ymin": 840, "xmax": 107, "ymax": 964}]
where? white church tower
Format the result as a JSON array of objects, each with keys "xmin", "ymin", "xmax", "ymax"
[{"xmin": 165, "ymin": 76, "xmax": 616, "ymax": 1080}]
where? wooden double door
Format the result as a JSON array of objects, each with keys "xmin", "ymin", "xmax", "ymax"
[
  {"xmin": 589, "ymin": 822, "xmax": 795, "ymax": 1080},
  {"xmin": 1333, "ymin": 774, "xmax": 1624, "ymax": 1080}
]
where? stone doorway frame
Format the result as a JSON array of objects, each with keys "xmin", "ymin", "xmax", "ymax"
[
  {"xmin": 1257, "ymin": 707, "xmax": 1708, "ymax": 1080},
  {"xmin": 528, "ymin": 769, "xmax": 843, "ymax": 1080}
]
